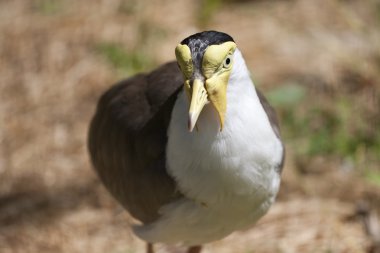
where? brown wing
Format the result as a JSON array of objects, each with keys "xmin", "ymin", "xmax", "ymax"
[
  {"xmin": 256, "ymin": 88, "xmax": 285, "ymax": 173},
  {"xmin": 88, "ymin": 62, "xmax": 184, "ymax": 223}
]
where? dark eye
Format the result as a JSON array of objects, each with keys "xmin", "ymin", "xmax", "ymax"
[{"xmin": 223, "ymin": 56, "xmax": 232, "ymax": 68}]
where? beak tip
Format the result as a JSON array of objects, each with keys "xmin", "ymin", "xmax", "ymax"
[
  {"xmin": 188, "ymin": 114, "xmax": 195, "ymax": 132},
  {"xmin": 188, "ymin": 119, "xmax": 193, "ymax": 132}
]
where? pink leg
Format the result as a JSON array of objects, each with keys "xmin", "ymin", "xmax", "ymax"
[
  {"xmin": 187, "ymin": 245, "xmax": 202, "ymax": 253},
  {"xmin": 147, "ymin": 243, "xmax": 154, "ymax": 253}
]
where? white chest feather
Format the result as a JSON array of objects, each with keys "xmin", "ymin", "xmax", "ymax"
[
  {"xmin": 167, "ymin": 51, "xmax": 282, "ymax": 205},
  {"xmin": 133, "ymin": 50, "xmax": 283, "ymax": 246},
  {"xmin": 167, "ymin": 91, "xmax": 282, "ymax": 205}
]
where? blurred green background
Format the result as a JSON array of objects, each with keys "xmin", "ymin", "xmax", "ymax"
[{"xmin": 0, "ymin": 0, "xmax": 379, "ymax": 252}]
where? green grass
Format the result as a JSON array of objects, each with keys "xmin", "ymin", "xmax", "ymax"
[
  {"xmin": 96, "ymin": 42, "xmax": 154, "ymax": 76},
  {"xmin": 267, "ymin": 83, "xmax": 306, "ymax": 107},
  {"xmin": 267, "ymin": 81, "xmax": 380, "ymax": 174},
  {"xmin": 118, "ymin": 0, "xmax": 139, "ymax": 15},
  {"xmin": 197, "ymin": 0, "xmax": 224, "ymax": 27},
  {"xmin": 365, "ymin": 171, "xmax": 380, "ymax": 186},
  {"xmin": 33, "ymin": 0, "xmax": 63, "ymax": 15}
]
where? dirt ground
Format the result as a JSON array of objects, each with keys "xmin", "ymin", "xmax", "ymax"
[{"xmin": 1, "ymin": 0, "xmax": 380, "ymax": 252}]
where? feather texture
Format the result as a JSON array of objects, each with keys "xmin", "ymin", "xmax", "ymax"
[
  {"xmin": 88, "ymin": 62, "xmax": 183, "ymax": 223},
  {"xmin": 88, "ymin": 52, "xmax": 284, "ymax": 244}
]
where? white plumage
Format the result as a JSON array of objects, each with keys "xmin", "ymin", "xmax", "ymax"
[{"xmin": 133, "ymin": 49, "xmax": 283, "ymax": 245}]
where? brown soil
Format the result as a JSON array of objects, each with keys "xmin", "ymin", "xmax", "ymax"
[{"xmin": 1, "ymin": 0, "xmax": 379, "ymax": 252}]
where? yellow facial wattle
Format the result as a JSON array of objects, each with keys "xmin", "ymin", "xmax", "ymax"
[
  {"xmin": 175, "ymin": 44, "xmax": 193, "ymax": 79},
  {"xmin": 202, "ymin": 42, "xmax": 236, "ymax": 130},
  {"xmin": 175, "ymin": 41, "xmax": 237, "ymax": 132}
]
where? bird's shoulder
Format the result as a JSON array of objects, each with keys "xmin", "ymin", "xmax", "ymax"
[
  {"xmin": 104, "ymin": 61, "xmax": 184, "ymax": 132},
  {"xmin": 88, "ymin": 61, "xmax": 184, "ymax": 223},
  {"xmin": 256, "ymin": 88, "xmax": 285, "ymax": 173},
  {"xmin": 256, "ymin": 88, "xmax": 281, "ymax": 138}
]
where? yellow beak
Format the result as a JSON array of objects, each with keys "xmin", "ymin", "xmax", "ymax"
[{"xmin": 188, "ymin": 79, "xmax": 208, "ymax": 132}]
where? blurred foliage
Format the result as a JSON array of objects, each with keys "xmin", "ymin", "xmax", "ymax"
[
  {"xmin": 33, "ymin": 0, "xmax": 63, "ymax": 15},
  {"xmin": 118, "ymin": 0, "xmax": 140, "ymax": 15},
  {"xmin": 197, "ymin": 0, "xmax": 223, "ymax": 27},
  {"xmin": 267, "ymin": 83, "xmax": 306, "ymax": 107},
  {"xmin": 267, "ymin": 80, "xmax": 380, "ymax": 175},
  {"xmin": 95, "ymin": 19, "xmax": 166, "ymax": 76},
  {"xmin": 365, "ymin": 171, "xmax": 380, "ymax": 186},
  {"xmin": 96, "ymin": 43, "xmax": 155, "ymax": 76}
]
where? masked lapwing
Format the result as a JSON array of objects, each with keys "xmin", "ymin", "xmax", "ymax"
[{"xmin": 88, "ymin": 31, "xmax": 284, "ymax": 253}]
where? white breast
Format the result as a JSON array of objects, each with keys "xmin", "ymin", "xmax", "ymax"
[{"xmin": 133, "ymin": 50, "xmax": 284, "ymax": 246}]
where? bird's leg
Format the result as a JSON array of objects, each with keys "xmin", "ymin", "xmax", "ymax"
[
  {"xmin": 147, "ymin": 243, "xmax": 154, "ymax": 253},
  {"xmin": 187, "ymin": 245, "xmax": 202, "ymax": 253}
]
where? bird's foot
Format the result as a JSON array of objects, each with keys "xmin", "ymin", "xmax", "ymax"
[
  {"xmin": 147, "ymin": 243, "xmax": 154, "ymax": 253},
  {"xmin": 187, "ymin": 246, "xmax": 202, "ymax": 253}
]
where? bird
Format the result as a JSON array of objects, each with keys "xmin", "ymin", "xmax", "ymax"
[{"xmin": 88, "ymin": 31, "xmax": 284, "ymax": 253}]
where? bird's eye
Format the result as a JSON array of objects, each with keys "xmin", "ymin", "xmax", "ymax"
[{"xmin": 223, "ymin": 56, "xmax": 232, "ymax": 68}]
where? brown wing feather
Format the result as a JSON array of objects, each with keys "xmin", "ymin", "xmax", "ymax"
[
  {"xmin": 256, "ymin": 89, "xmax": 285, "ymax": 173},
  {"xmin": 88, "ymin": 62, "xmax": 183, "ymax": 223}
]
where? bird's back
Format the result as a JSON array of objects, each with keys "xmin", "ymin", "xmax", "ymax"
[{"xmin": 88, "ymin": 62, "xmax": 183, "ymax": 223}]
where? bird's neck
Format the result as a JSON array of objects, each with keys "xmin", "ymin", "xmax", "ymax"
[
  {"xmin": 192, "ymin": 50, "xmax": 274, "ymax": 140},
  {"xmin": 167, "ymin": 51, "xmax": 282, "ymax": 203},
  {"xmin": 168, "ymin": 49, "xmax": 277, "ymax": 157}
]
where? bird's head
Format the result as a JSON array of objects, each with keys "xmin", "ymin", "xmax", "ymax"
[{"xmin": 175, "ymin": 31, "xmax": 237, "ymax": 132}]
